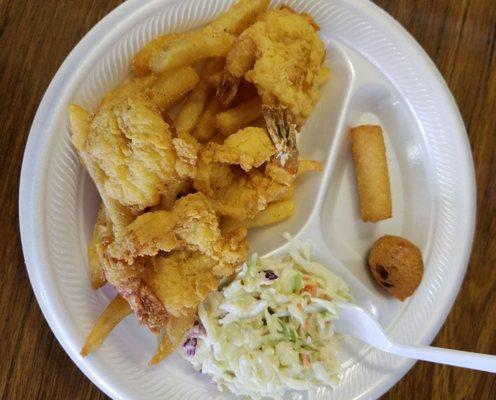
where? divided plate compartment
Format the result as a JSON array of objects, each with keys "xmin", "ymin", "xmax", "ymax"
[
  {"xmin": 19, "ymin": 0, "xmax": 475, "ymax": 400},
  {"xmin": 257, "ymin": 38, "xmax": 436, "ymax": 380}
]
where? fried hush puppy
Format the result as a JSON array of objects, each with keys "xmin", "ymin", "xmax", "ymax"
[{"xmin": 368, "ymin": 235, "xmax": 423, "ymax": 301}]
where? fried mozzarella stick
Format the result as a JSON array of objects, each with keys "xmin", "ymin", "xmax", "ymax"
[{"xmin": 351, "ymin": 125, "xmax": 392, "ymax": 222}]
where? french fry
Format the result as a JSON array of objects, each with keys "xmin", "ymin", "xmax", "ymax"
[
  {"xmin": 147, "ymin": 66, "xmax": 199, "ymax": 111},
  {"xmin": 147, "ymin": 0, "xmax": 268, "ymax": 74},
  {"xmin": 351, "ymin": 125, "xmax": 392, "ymax": 222},
  {"xmin": 221, "ymin": 200, "xmax": 295, "ymax": 231},
  {"xmin": 149, "ymin": 30, "xmax": 235, "ymax": 74},
  {"xmin": 199, "ymin": 57, "xmax": 224, "ymax": 95},
  {"xmin": 87, "ymin": 241, "xmax": 103, "ymax": 289},
  {"xmin": 297, "ymin": 159, "xmax": 323, "ymax": 176},
  {"xmin": 81, "ymin": 295, "xmax": 132, "ymax": 357},
  {"xmin": 174, "ymin": 81, "xmax": 211, "ymax": 134},
  {"xmin": 209, "ymin": 0, "xmax": 270, "ymax": 35},
  {"xmin": 206, "ymin": 71, "xmax": 223, "ymax": 87},
  {"xmin": 274, "ymin": 183, "xmax": 296, "ymax": 202},
  {"xmin": 132, "ymin": 33, "xmax": 183, "ymax": 75},
  {"xmin": 192, "ymin": 97, "xmax": 220, "ymax": 142},
  {"xmin": 99, "ymin": 76, "xmax": 158, "ymax": 110},
  {"xmin": 87, "ymin": 205, "xmax": 108, "ymax": 289},
  {"xmin": 245, "ymin": 200, "xmax": 295, "ymax": 228},
  {"xmin": 216, "ymin": 97, "xmax": 262, "ymax": 137},
  {"xmin": 68, "ymin": 104, "xmax": 91, "ymax": 151},
  {"xmin": 150, "ymin": 311, "xmax": 196, "ymax": 365},
  {"xmin": 203, "ymin": 57, "xmax": 225, "ymax": 77},
  {"xmin": 85, "ymin": 160, "xmax": 135, "ymax": 235}
]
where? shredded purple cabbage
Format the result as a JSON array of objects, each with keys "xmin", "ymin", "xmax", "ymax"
[
  {"xmin": 182, "ymin": 320, "xmax": 205, "ymax": 357},
  {"xmin": 264, "ymin": 270, "xmax": 278, "ymax": 280},
  {"xmin": 183, "ymin": 337, "xmax": 197, "ymax": 357}
]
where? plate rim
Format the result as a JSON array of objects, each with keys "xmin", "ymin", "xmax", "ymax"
[{"xmin": 18, "ymin": 0, "xmax": 476, "ymax": 399}]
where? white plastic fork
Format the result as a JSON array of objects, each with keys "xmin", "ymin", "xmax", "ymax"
[{"xmin": 334, "ymin": 303, "xmax": 496, "ymax": 373}]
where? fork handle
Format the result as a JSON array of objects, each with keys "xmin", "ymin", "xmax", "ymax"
[{"xmin": 389, "ymin": 343, "xmax": 496, "ymax": 373}]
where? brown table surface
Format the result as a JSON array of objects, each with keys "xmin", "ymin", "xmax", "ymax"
[{"xmin": 1, "ymin": 0, "xmax": 495, "ymax": 399}]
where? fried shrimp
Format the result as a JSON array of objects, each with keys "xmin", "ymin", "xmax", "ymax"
[
  {"xmin": 194, "ymin": 119, "xmax": 300, "ymax": 221},
  {"xmin": 100, "ymin": 193, "xmax": 248, "ymax": 332},
  {"xmin": 89, "ymin": 96, "xmax": 177, "ymax": 212},
  {"xmin": 69, "ymin": 69, "xmax": 199, "ymax": 231},
  {"xmin": 217, "ymin": 8, "xmax": 329, "ymax": 125}
]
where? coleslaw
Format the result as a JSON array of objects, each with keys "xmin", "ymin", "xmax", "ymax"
[{"xmin": 182, "ymin": 240, "xmax": 352, "ymax": 399}]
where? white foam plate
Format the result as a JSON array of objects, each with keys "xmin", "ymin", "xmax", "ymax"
[{"xmin": 19, "ymin": 0, "xmax": 476, "ymax": 399}]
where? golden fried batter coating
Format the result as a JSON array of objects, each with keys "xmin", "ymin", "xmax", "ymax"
[
  {"xmin": 88, "ymin": 96, "xmax": 177, "ymax": 211},
  {"xmin": 143, "ymin": 251, "xmax": 221, "ymax": 317},
  {"xmin": 173, "ymin": 132, "xmax": 200, "ymax": 179},
  {"xmin": 223, "ymin": 8, "xmax": 329, "ymax": 124},
  {"xmin": 106, "ymin": 193, "xmax": 220, "ymax": 262},
  {"xmin": 101, "ymin": 193, "xmax": 248, "ymax": 331},
  {"xmin": 212, "ymin": 127, "xmax": 275, "ymax": 171}
]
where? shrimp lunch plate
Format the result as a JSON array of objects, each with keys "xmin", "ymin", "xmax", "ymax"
[{"xmin": 19, "ymin": 0, "xmax": 475, "ymax": 399}]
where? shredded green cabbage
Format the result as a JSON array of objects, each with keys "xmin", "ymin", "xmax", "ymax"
[{"xmin": 182, "ymin": 240, "xmax": 352, "ymax": 399}]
